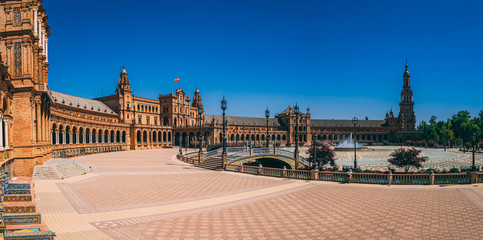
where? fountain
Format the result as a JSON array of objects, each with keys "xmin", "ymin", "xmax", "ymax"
[{"xmin": 335, "ymin": 133, "xmax": 367, "ymax": 151}]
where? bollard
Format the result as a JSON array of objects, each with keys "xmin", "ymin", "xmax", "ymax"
[
  {"xmin": 470, "ymin": 171, "xmax": 478, "ymax": 184},
  {"xmin": 258, "ymin": 164, "xmax": 263, "ymax": 175},
  {"xmin": 310, "ymin": 169, "xmax": 318, "ymax": 180},
  {"xmin": 430, "ymin": 171, "xmax": 435, "ymax": 185},
  {"xmin": 282, "ymin": 166, "xmax": 287, "ymax": 178},
  {"xmin": 387, "ymin": 171, "xmax": 393, "ymax": 186}
]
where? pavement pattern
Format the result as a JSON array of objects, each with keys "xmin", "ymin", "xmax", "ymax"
[{"xmin": 34, "ymin": 149, "xmax": 483, "ymax": 239}]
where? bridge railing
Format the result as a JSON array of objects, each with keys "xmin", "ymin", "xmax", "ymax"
[{"xmin": 224, "ymin": 164, "xmax": 482, "ymax": 185}]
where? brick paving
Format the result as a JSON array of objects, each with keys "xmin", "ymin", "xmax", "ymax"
[{"xmin": 34, "ymin": 149, "xmax": 483, "ymax": 240}]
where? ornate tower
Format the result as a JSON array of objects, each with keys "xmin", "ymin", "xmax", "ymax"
[
  {"xmin": 191, "ymin": 87, "xmax": 203, "ymax": 125},
  {"xmin": 398, "ymin": 62, "xmax": 416, "ymax": 132},
  {"xmin": 0, "ymin": 0, "xmax": 52, "ymax": 176},
  {"xmin": 116, "ymin": 66, "xmax": 133, "ymax": 124}
]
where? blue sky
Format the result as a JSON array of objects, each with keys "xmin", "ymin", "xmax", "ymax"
[{"xmin": 45, "ymin": 0, "xmax": 482, "ymax": 123}]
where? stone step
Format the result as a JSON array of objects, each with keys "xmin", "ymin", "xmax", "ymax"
[
  {"xmin": 5, "ymin": 224, "xmax": 54, "ymax": 240},
  {"xmin": 3, "ymin": 194, "xmax": 32, "ymax": 203},
  {"xmin": 3, "ymin": 213, "xmax": 41, "ymax": 225},
  {"xmin": 2, "ymin": 202, "xmax": 36, "ymax": 214}
]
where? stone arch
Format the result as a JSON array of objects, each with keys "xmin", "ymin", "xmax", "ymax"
[
  {"xmin": 104, "ymin": 129, "xmax": 108, "ymax": 143},
  {"xmin": 79, "ymin": 127, "xmax": 84, "ymax": 144},
  {"xmin": 58, "ymin": 124, "xmax": 64, "ymax": 144},
  {"xmin": 282, "ymin": 135, "xmax": 286, "ymax": 141},
  {"xmin": 72, "ymin": 126, "xmax": 78, "ymax": 144},
  {"xmin": 110, "ymin": 130, "xmax": 115, "ymax": 143},
  {"xmin": 163, "ymin": 131, "xmax": 167, "ymax": 142},
  {"xmin": 98, "ymin": 129, "xmax": 103, "ymax": 143},
  {"xmin": 122, "ymin": 131, "xmax": 127, "ymax": 143},
  {"xmin": 137, "ymin": 130, "xmax": 142, "ymax": 144},
  {"xmin": 174, "ymin": 132, "xmax": 180, "ymax": 146},
  {"xmin": 168, "ymin": 131, "xmax": 171, "ymax": 143},
  {"xmin": 65, "ymin": 125, "xmax": 71, "ymax": 144},
  {"xmin": 153, "ymin": 131, "xmax": 157, "ymax": 143},
  {"xmin": 158, "ymin": 131, "xmax": 162, "ymax": 142},
  {"xmin": 116, "ymin": 130, "xmax": 121, "ymax": 143},
  {"xmin": 143, "ymin": 130, "xmax": 148, "ymax": 144},
  {"xmin": 85, "ymin": 128, "xmax": 90, "ymax": 144},
  {"xmin": 92, "ymin": 128, "xmax": 97, "ymax": 143}
]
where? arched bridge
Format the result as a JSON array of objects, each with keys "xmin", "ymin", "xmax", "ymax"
[{"xmin": 202, "ymin": 147, "xmax": 310, "ymax": 169}]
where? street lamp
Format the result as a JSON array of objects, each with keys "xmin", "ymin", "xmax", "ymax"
[
  {"xmin": 198, "ymin": 106, "xmax": 203, "ymax": 153},
  {"xmin": 472, "ymin": 132, "xmax": 477, "ymax": 171},
  {"xmin": 294, "ymin": 104, "xmax": 300, "ymax": 158},
  {"xmin": 221, "ymin": 97, "xmax": 227, "ymax": 155},
  {"xmin": 352, "ymin": 117, "xmax": 358, "ymax": 169},
  {"xmin": 265, "ymin": 108, "xmax": 270, "ymax": 148},
  {"xmin": 312, "ymin": 133, "xmax": 318, "ymax": 169}
]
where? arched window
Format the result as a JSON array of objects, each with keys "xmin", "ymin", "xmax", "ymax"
[{"xmin": 137, "ymin": 131, "xmax": 141, "ymax": 144}]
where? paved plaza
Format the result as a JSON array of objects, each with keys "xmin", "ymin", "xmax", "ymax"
[{"xmin": 34, "ymin": 149, "xmax": 483, "ymax": 239}]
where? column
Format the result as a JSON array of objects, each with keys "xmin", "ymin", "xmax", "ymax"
[
  {"xmin": 46, "ymin": 38, "xmax": 48, "ymax": 62},
  {"xmin": 55, "ymin": 131, "xmax": 59, "ymax": 145},
  {"xmin": 101, "ymin": 134, "xmax": 104, "ymax": 143},
  {"xmin": 33, "ymin": 8, "xmax": 38, "ymax": 36},
  {"xmin": 51, "ymin": 131, "xmax": 53, "ymax": 145},
  {"xmin": 107, "ymin": 135, "xmax": 110, "ymax": 143},
  {"xmin": 70, "ymin": 133, "xmax": 73, "ymax": 144},
  {"xmin": 89, "ymin": 134, "xmax": 92, "ymax": 143},
  {"xmin": 62, "ymin": 132, "xmax": 66, "ymax": 144},
  {"xmin": 0, "ymin": 118, "xmax": 3, "ymax": 150},
  {"xmin": 83, "ymin": 134, "xmax": 86, "ymax": 144},
  {"xmin": 36, "ymin": 102, "xmax": 41, "ymax": 142},
  {"xmin": 76, "ymin": 133, "xmax": 79, "ymax": 144}
]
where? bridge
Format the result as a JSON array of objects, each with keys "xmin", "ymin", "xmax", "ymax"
[{"xmin": 183, "ymin": 147, "xmax": 311, "ymax": 170}]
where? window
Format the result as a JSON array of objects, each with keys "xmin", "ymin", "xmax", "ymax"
[
  {"xmin": 138, "ymin": 115, "xmax": 142, "ymax": 124},
  {"xmin": 154, "ymin": 117, "xmax": 158, "ymax": 125},
  {"xmin": 147, "ymin": 116, "xmax": 150, "ymax": 125}
]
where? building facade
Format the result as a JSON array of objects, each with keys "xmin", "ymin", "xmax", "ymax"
[{"xmin": 0, "ymin": 0, "xmax": 418, "ymax": 177}]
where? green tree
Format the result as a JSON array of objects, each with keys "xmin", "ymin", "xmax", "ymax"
[{"xmin": 388, "ymin": 147, "xmax": 429, "ymax": 173}]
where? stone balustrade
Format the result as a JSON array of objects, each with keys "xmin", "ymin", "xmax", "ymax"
[{"xmin": 225, "ymin": 163, "xmax": 483, "ymax": 185}]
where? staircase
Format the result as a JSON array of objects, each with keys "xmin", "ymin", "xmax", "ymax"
[
  {"xmin": 195, "ymin": 157, "xmax": 223, "ymax": 171},
  {"xmin": 33, "ymin": 158, "xmax": 91, "ymax": 180},
  {"xmin": 0, "ymin": 172, "xmax": 54, "ymax": 239}
]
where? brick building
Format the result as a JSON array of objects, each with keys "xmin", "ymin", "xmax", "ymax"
[{"xmin": 0, "ymin": 0, "xmax": 418, "ymax": 177}]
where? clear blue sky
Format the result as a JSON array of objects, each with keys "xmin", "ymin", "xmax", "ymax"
[{"xmin": 45, "ymin": 0, "xmax": 482, "ymax": 123}]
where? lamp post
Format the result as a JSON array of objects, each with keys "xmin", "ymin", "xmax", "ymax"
[
  {"xmin": 198, "ymin": 106, "xmax": 203, "ymax": 153},
  {"xmin": 265, "ymin": 108, "xmax": 270, "ymax": 148},
  {"xmin": 352, "ymin": 117, "xmax": 358, "ymax": 169},
  {"xmin": 248, "ymin": 129, "xmax": 252, "ymax": 149},
  {"xmin": 294, "ymin": 104, "xmax": 300, "ymax": 158},
  {"xmin": 221, "ymin": 97, "xmax": 227, "ymax": 156},
  {"xmin": 472, "ymin": 132, "xmax": 477, "ymax": 171},
  {"xmin": 312, "ymin": 133, "xmax": 318, "ymax": 169}
]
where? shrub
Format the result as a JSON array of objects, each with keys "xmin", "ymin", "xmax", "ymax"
[
  {"xmin": 383, "ymin": 141, "xmax": 390, "ymax": 146},
  {"xmin": 449, "ymin": 168, "xmax": 460, "ymax": 173},
  {"xmin": 387, "ymin": 147, "xmax": 429, "ymax": 173}
]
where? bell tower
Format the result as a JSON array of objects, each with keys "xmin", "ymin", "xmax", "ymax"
[
  {"xmin": 116, "ymin": 66, "xmax": 133, "ymax": 124},
  {"xmin": 398, "ymin": 61, "xmax": 416, "ymax": 132}
]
